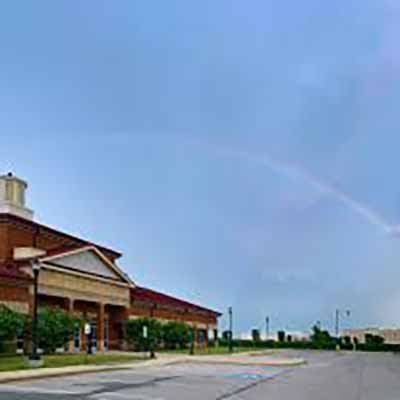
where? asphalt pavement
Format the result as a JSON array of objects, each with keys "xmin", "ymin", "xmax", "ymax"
[{"xmin": 0, "ymin": 351, "xmax": 399, "ymax": 399}]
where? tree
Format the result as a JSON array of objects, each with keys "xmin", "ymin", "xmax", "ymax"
[
  {"xmin": 310, "ymin": 325, "xmax": 334, "ymax": 349},
  {"xmin": 0, "ymin": 306, "xmax": 25, "ymax": 352},
  {"xmin": 125, "ymin": 317, "xmax": 162, "ymax": 352},
  {"xmin": 343, "ymin": 336, "xmax": 352, "ymax": 345},
  {"xmin": 277, "ymin": 330, "xmax": 285, "ymax": 342},
  {"xmin": 222, "ymin": 330, "xmax": 231, "ymax": 341},
  {"xmin": 37, "ymin": 307, "xmax": 76, "ymax": 354},
  {"xmin": 162, "ymin": 321, "xmax": 190, "ymax": 349},
  {"xmin": 365, "ymin": 334, "xmax": 384, "ymax": 346},
  {"xmin": 251, "ymin": 329, "xmax": 261, "ymax": 342}
]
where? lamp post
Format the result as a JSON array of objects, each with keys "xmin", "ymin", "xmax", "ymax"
[
  {"xmin": 149, "ymin": 304, "xmax": 156, "ymax": 359},
  {"xmin": 30, "ymin": 260, "xmax": 41, "ymax": 365},
  {"xmin": 335, "ymin": 309, "xmax": 351, "ymax": 351},
  {"xmin": 189, "ymin": 327, "xmax": 194, "ymax": 355},
  {"xmin": 228, "ymin": 307, "xmax": 233, "ymax": 353},
  {"xmin": 13, "ymin": 247, "xmax": 46, "ymax": 367},
  {"xmin": 335, "ymin": 309, "xmax": 351, "ymax": 337},
  {"xmin": 265, "ymin": 316, "xmax": 270, "ymax": 340}
]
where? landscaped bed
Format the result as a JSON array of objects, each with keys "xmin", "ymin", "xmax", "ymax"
[{"xmin": 0, "ymin": 353, "xmax": 145, "ymax": 372}]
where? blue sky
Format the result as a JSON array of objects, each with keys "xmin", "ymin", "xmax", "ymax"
[{"xmin": 1, "ymin": 1, "xmax": 400, "ymax": 335}]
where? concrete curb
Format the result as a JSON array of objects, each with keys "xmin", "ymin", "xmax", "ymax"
[
  {"xmin": 0, "ymin": 354, "xmax": 305, "ymax": 384},
  {"xmin": 186, "ymin": 357, "xmax": 307, "ymax": 367},
  {"xmin": 0, "ymin": 358, "xmax": 180, "ymax": 384}
]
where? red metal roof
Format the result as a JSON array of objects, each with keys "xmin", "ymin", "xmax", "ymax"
[
  {"xmin": 0, "ymin": 213, "xmax": 122, "ymax": 259},
  {"xmin": 132, "ymin": 286, "xmax": 221, "ymax": 317}
]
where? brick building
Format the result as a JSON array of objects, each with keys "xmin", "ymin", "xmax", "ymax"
[{"xmin": 0, "ymin": 173, "xmax": 220, "ymax": 352}]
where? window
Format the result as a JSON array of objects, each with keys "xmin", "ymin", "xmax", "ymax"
[
  {"xmin": 18, "ymin": 185, "xmax": 25, "ymax": 205},
  {"xmin": 5, "ymin": 180, "xmax": 14, "ymax": 202}
]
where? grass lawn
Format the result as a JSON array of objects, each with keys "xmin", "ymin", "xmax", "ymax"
[
  {"xmin": 0, "ymin": 353, "xmax": 145, "ymax": 372},
  {"xmin": 160, "ymin": 346, "xmax": 257, "ymax": 356}
]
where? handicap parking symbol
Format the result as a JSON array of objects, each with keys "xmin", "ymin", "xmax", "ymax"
[{"xmin": 227, "ymin": 373, "xmax": 265, "ymax": 380}]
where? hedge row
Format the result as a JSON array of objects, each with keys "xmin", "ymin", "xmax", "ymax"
[
  {"xmin": 0, "ymin": 306, "xmax": 77, "ymax": 354},
  {"xmin": 125, "ymin": 318, "xmax": 191, "ymax": 351},
  {"xmin": 210, "ymin": 339, "xmax": 400, "ymax": 353}
]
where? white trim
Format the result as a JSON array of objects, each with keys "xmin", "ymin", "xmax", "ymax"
[
  {"xmin": 41, "ymin": 263, "xmax": 133, "ymax": 288},
  {"xmin": 42, "ymin": 246, "xmax": 135, "ymax": 286}
]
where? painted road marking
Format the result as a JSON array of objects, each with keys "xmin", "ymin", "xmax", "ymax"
[
  {"xmin": 92, "ymin": 393, "xmax": 165, "ymax": 400},
  {"xmin": 226, "ymin": 373, "xmax": 266, "ymax": 380},
  {"xmin": 0, "ymin": 385, "xmax": 81, "ymax": 395}
]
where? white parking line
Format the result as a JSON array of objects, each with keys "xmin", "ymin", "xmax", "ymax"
[
  {"xmin": 0, "ymin": 385, "xmax": 81, "ymax": 395},
  {"xmin": 91, "ymin": 392, "xmax": 165, "ymax": 400}
]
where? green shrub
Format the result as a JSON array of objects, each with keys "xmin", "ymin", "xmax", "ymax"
[
  {"xmin": 0, "ymin": 306, "xmax": 26, "ymax": 353},
  {"xmin": 222, "ymin": 330, "xmax": 231, "ymax": 341},
  {"xmin": 125, "ymin": 317, "xmax": 162, "ymax": 351},
  {"xmin": 37, "ymin": 307, "xmax": 76, "ymax": 354},
  {"xmin": 252, "ymin": 329, "xmax": 261, "ymax": 342},
  {"xmin": 365, "ymin": 334, "xmax": 385, "ymax": 346},
  {"xmin": 310, "ymin": 325, "xmax": 335, "ymax": 349},
  {"xmin": 357, "ymin": 343, "xmax": 400, "ymax": 352},
  {"xmin": 162, "ymin": 321, "xmax": 190, "ymax": 349}
]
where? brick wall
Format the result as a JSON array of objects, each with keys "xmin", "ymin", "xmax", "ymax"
[
  {"xmin": 129, "ymin": 303, "xmax": 218, "ymax": 326},
  {"xmin": 0, "ymin": 223, "xmax": 9, "ymax": 261},
  {"xmin": 0, "ymin": 285, "xmax": 29, "ymax": 302}
]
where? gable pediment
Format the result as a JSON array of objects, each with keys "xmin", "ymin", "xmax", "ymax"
[{"xmin": 42, "ymin": 246, "xmax": 130, "ymax": 283}]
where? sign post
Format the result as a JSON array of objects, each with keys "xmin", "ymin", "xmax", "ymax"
[{"xmin": 85, "ymin": 322, "xmax": 92, "ymax": 355}]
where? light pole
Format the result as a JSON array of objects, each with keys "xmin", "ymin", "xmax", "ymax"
[
  {"xmin": 189, "ymin": 327, "xmax": 194, "ymax": 355},
  {"xmin": 228, "ymin": 307, "xmax": 233, "ymax": 353},
  {"xmin": 30, "ymin": 260, "xmax": 41, "ymax": 365},
  {"xmin": 335, "ymin": 309, "xmax": 351, "ymax": 337},
  {"xmin": 335, "ymin": 309, "xmax": 339, "ymax": 337},
  {"xmin": 335, "ymin": 309, "xmax": 351, "ymax": 351},
  {"xmin": 265, "ymin": 316, "xmax": 270, "ymax": 340},
  {"xmin": 13, "ymin": 247, "xmax": 46, "ymax": 367},
  {"xmin": 149, "ymin": 304, "xmax": 156, "ymax": 359}
]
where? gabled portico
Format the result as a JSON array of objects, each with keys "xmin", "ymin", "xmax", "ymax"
[{"xmin": 37, "ymin": 246, "xmax": 133, "ymax": 352}]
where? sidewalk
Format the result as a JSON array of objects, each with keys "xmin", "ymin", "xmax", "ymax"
[
  {"xmin": 0, "ymin": 351, "xmax": 305, "ymax": 384},
  {"xmin": 186, "ymin": 354, "xmax": 306, "ymax": 367}
]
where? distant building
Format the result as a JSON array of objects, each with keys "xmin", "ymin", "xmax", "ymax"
[
  {"xmin": 239, "ymin": 331, "xmax": 310, "ymax": 342},
  {"xmin": 0, "ymin": 173, "xmax": 221, "ymax": 352},
  {"xmin": 343, "ymin": 328, "xmax": 400, "ymax": 344}
]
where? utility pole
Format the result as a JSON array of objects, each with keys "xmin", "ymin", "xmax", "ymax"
[
  {"xmin": 335, "ymin": 309, "xmax": 351, "ymax": 337},
  {"xmin": 335, "ymin": 309, "xmax": 340, "ymax": 337},
  {"xmin": 228, "ymin": 307, "xmax": 233, "ymax": 353},
  {"xmin": 265, "ymin": 316, "xmax": 270, "ymax": 340},
  {"xmin": 335, "ymin": 309, "xmax": 351, "ymax": 351}
]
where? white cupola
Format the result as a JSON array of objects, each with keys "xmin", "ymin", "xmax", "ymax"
[{"xmin": 0, "ymin": 172, "xmax": 34, "ymax": 220}]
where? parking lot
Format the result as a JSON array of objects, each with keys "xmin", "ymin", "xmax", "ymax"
[{"xmin": 0, "ymin": 351, "xmax": 399, "ymax": 399}]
